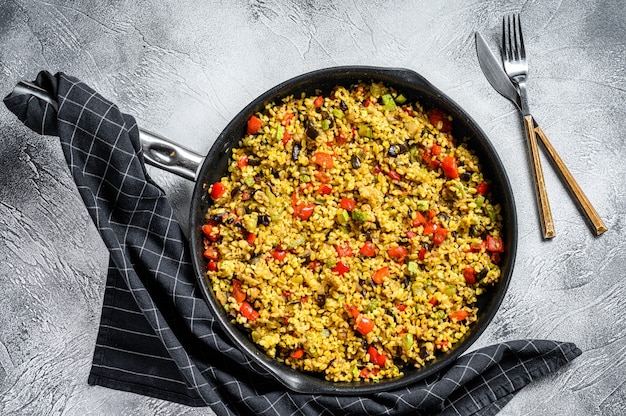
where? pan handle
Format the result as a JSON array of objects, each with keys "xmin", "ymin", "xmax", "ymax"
[
  {"xmin": 138, "ymin": 129, "xmax": 204, "ymax": 181},
  {"xmin": 10, "ymin": 81, "xmax": 205, "ymax": 182}
]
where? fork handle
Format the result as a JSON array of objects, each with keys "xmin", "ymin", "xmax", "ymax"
[
  {"xmin": 524, "ymin": 115, "xmax": 556, "ymax": 239},
  {"xmin": 533, "ymin": 123, "xmax": 607, "ymax": 235}
]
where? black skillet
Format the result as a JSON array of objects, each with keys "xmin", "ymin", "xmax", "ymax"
[{"xmin": 14, "ymin": 66, "xmax": 518, "ymax": 395}]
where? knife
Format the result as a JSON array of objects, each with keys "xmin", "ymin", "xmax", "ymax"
[{"xmin": 475, "ymin": 32, "xmax": 607, "ymax": 236}]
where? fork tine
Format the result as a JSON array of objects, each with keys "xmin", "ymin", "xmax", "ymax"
[
  {"xmin": 502, "ymin": 15, "xmax": 510, "ymax": 61},
  {"xmin": 516, "ymin": 14, "xmax": 526, "ymax": 60}
]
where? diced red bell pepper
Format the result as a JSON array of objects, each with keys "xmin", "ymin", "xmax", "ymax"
[
  {"xmin": 232, "ymin": 279, "xmax": 246, "ymax": 303},
  {"xmin": 281, "ymin": 130, "xmax": 292, "ymax": 145},
  {"xmin": 423, "ymin": 222, "xmax": 439, "ymax": 235},
  {"xmin": 270, "ymin": 248, "xmax": 287, "ymax": 262},
  {"xmin": 486, "ymin": 235, "xmax": 504, "ymax": 253},
  {"xmin": 359, "ymin": 241, "xmax": 377, "ymax": 257},
  {"xmin": 387, "ymin": 245, "xmax": 408, "ymax": 262},
  {"xmin": 247, "ymin": 115, "xmax": 263, "ymax": 135},
  {"xmin": 290, "ymin": 348, "xmax": 304, "ymax": 359},
  {"xmin": 491, "ymin": 252, "xmax": 501, "ymax": 264},
  {"xmin": 345, "ymin": 304, "xmax": 359, "ymax": 319},
  {"xmin": 314, "ymin": 171, "xmax": 331, "ymax": 183},
  {"xmin": 335, "ymin": 131, "xmax": 348, "ymax": 146},
  {"xmin": 431, "ymin": 144, "xmax": 442, "ymax": 155},
  {"xmin": 367, "ymin": 345, "xmax": 387, "ymax": 366},
  {"xmin": 372, "ymin": 266, "xmax": 389, "ymax": 284},
  {"xmin": 432, "ymin": 227, "xmax": 449, "ymax": 246},
  {"xmin": 237, "ymin": 155, "xmax": 248, "ymax": 168},
  {"xmin": 387, "ymin": 170, "xmax": 402, "ymax": 181},
  {"xmin": 372, "ymin": 165, "xmax": 382, "ymax": 175},
  {"xmin": 203, "ymin": 246, "xmax": 219, "ymax": 261},
  {"xmin": 427, "ymin": 108, "xmax": 452, "ymax": 133},
  {"xmin": 207, "ymin": 261, "xmax": 218, "ymax": 271},
  {"xmin": 340, "ymin": 198, "xmax": 356, "ymax": 211},
  {"xmin": 202, "ymin": 224, "xmax": 220, "ymax": 242},
  {"xmin": 294, "ymin": 204, "xmax": 315, "ymax": 220},
  {"xmin": 334, "ymin": 243, "xmax": 353, "ymax": 258},
  {"xmin": 396, "ymin": 303, "xmax": 407, "ymax": 312},
  {"xmin": 317, "ymin": 184, "xmax": 333, "ymax": 195},
  {"xmin": 476, "ymin": 182, "xmax": 489, "ymax": 196},
  {"xmin": 282, "ymin": 111, "xmax": 294, "ymax": 126},
  {"xmin": 246, "ymin": 232, "xmax": 256, "ymax": 245},
  {"xmin": 210, "ymin": 182, "xmax": 226, "ymax": 200},
  {"xmin": 355, "ymin": 314, "xmax": 375, "ymax": 335},
  {"xmin": 313, "ymin": 95, "xmax": 324, "ymax": 108},
  {"xmin": 240, "ymin": 301, "xmax": 259, "ymax": 320},
  {"xmin": 418, "ymin": 247, "xmax": 428, "ymax": 260},
  {"xmin": 442, "ymin": 156, "xmax": 458, "ymax": 179},
  {"xmin": 412, "ymin": 211, "xmax": 426, "ymax": 227},
  {"xmin": 449, "ymin": 310, "xmax": 469, "ymax": 322},
  {"xmin": 332, "ymin": 262, "xmax": 350, "ymax": 275},
  {"xmin": 311, "ymin": 152, "xmax": 334, "ymax": 169},
  {"xmin": 463, "ymin": 267, "xmax": 476, "ymax": 284}
]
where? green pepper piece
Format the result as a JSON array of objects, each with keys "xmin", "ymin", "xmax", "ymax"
[
  {"xmin": 336, "ymin": 208, "xmax": 350, "ymax": 225},
  {"xmin": 487, "ymin": 205, "xmax": 496, "ymax": 223},
  {"xmin": 276, "ymin": 125, "xmax": 284, "ymax": 141},
  {"xmin": 475, "ymin": 195, "xmax": 485, "ymax": 209},
  {"xmin": 358, "ymin": 124, "xmax": 373, "ymax": 138},
  {"xmin": 402, "ymin": 333, "xmax": 414, "ymax": 351},
  {"xmin": 351, "ymin": 210, "xmax": 367, "ymax": 221},
  {"xmin": 381, "ymin": 94, "xmax": 397, "ymax": 111},
  {"xmin": 416, "ymin": 200, "xmax": 429, "ymax": 211},
  {"xmin": 395, "ymin": 94, "xmax": 407, "ymax": 105}
]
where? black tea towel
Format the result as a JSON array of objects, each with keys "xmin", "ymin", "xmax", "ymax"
[{"xmin": 4, "ymin": 71, "xmax": 582, "ymax": 416}]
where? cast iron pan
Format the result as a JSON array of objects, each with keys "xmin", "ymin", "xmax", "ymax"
[
  {"xmin": 13, "ymin": 66, "xmax": 518, "ymax": 395},
  {"xmin": 187, "ymin": 66, "xmax": 517, "ymax": 395}
]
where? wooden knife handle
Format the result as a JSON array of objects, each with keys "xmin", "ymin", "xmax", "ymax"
[
  {"xmin": 524, "ymin": 115, "xmax": 556, "ymax": 239},
  {"xmin": 533, "ymin": 123, "xmax": 607, "ymax": 235}
]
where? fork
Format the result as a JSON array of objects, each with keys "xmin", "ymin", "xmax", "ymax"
[{"xmin": 502, "ymin": 14, "xmax": 555, "ymax": 239}]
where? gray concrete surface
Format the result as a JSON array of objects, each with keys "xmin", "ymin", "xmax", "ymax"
[{"xmin": 1, "ymin": 0, "xmax": 625, "ymax": 414}]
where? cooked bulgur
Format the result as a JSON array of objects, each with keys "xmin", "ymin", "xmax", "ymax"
[{"xmin": 202, "ymin": 81, "xmax": 504, "ymax": 382}]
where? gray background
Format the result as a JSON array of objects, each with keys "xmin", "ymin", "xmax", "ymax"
[{"xmin": 1, "ymin": 0, "xmax": 624, "ymax": 414}]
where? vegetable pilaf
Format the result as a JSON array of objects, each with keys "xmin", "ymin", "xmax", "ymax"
[{"xmin": 203, "ymin": 81, "xmax": 504, "ymax": 382}]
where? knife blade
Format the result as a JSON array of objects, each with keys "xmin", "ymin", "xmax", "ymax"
[
  {"xmin": 475, "ymin": 31, "xmax": 607, "ymax": 236},
  {"xmin": 475, "ymin": 32, "xmax": 521, "ymax": 109}
]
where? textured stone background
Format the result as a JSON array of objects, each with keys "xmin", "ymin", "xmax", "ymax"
[{"xmin": 1, "ymin": 0, "xmax": 625, "ymax": 414}]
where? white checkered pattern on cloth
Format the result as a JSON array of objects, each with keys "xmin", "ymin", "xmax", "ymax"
[{"xmin": 4, "ymin": 71, "xmax": 582, "ymax": 416}]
